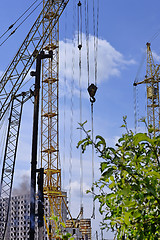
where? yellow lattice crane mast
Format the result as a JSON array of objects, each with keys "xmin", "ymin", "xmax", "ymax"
[
  {"xmin": 41, "ymin": 0, "xmax": 65, "ymax": 237},
  {"xmin": 134, "ymin": 42, "xmax": 160, "ymax": 137}
]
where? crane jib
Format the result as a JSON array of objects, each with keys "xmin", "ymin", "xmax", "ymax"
[{"xmin": 0, "ymin": 0, "xmax": 69, "ymax": 123}]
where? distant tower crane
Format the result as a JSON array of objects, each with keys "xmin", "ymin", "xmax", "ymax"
[
  {"xmin": 134, "ymin": 42, "xmax": 160, "ymax": 137},
  {"xmin": 0, "ymin": 0, "xmax": 70, "ymax": 239}
]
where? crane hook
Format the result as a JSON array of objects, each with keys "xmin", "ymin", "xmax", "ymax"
[{"xmin": 87, "ymin": 83, "xmax": 97, "ymax": 103}]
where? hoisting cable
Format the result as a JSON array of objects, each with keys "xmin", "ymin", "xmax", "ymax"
[
  {"xmin": 133, "ymin": 50, "xmax": 146, "ymax": 133},
  {"xmin": 93, "ymin": 0, "xmax": 99, "ymax": 87},
  {"xmin": 87, "ymin": 83, "xmax": 97, "ymax": 220},
  {"xmin": 87, "ymin": 0, "xmax": 99, "ymax": 219},
  {"xmin": 78, "ymin": 0, "xmax": 83, "ymax": 218},
  {"xmin": 85, "ymin": 0, "xmax": 90, "ymax": 88},
  {"xmin": 0, "ymin": 0, "xmax": 43, "ymax": 47},
  {"xmin": 69, "ymin": 0, "xmax": 76, "ymax": 211},
  {"xmin": 63, "ymin": 8, "xmax": 68, "ymax": 189}
]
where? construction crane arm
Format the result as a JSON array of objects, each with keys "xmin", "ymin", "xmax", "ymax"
[{"xmin": 0, "ymin": 0, "xmax": 69, "ymax": 122}]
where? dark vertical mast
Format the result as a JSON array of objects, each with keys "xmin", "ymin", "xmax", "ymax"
[{"xmin": 29, "ymin": 51, "xmax": 52, "ymax": 240}]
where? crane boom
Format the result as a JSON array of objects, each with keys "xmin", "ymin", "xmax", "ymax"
[{"xmin": 0, "ymin": 0, "xmax": 69, "ymax": 122}]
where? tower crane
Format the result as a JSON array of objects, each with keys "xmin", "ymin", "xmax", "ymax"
[
  {"xmin": 134, "ymin": 42, "xmax": 160, "ymax": 137},
  {"xmin": 0, "ymin": 0, "xmax": 70, "ymax": 239}
]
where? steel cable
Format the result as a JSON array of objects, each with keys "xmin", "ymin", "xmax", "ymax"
[
  {"xmin": 0, "ymin": 0, "xmax": 43, "ymax": 47},
  {"xmin": 0, "ymin": 0, "xmax": 41, "ymax": 40},
  {"xmin": 78, "ymin": 0, "xmax": 83, "ymax": 216},
  {"xmin": 63, "ymin": 9, "xmax": 67, "ymax": 190},
  {"xmin": 85, "ymin": 0, "xmax": 90, "ymax": 87},
  {"xmin": 69, "ymin": 0, "xmax": 76, "ymax": 211}
]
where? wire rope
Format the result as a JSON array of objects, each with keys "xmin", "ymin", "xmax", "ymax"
[
  {"xmin": 68, "ymin": 0, "xmax": 76, "ymax": 211},
  {"xmin": 0, "ymin": 0, "xmax": 41, "ymax": 40},
  {"xmin": 91, "ymin": 102, "xmax": 95, "ymax": 219},
  {"xmin": 0, "ymin": 109, "xmax": 9, "ymax": 165},
  {"xmin": 133, "ymin": 50, "xmax": 146, "ymax": 133},
  {"xmin": 85, "ymin": 0, "xmax": 90, "ymax": 87},
  {"xmin": 62, "ymin": 8, "xmax": 67, "ymax": 190},
  {"xmin": 93, "ymin": 0, "xmax": 99, "ymax": 86},
  {"xmin": 149, "ymin": 28, "xmax": 160, "ymax": 43},
  {"xmin": 78, "ymin": 0, "xmax": 83, "ymax": 216},
  {"xmin": 95, "ymin": 0, "xmax": 99, "ymax": 86},
  {"xmin": 0, "ymin": 0, "xmax": 43, "ymax": 47},
  {"xmin": 87, "ymin": 0, "xmax": 100, "ymax": 219},
  {"xmin": 133, "ymin": 85, "xmax": 137, "ymax": 133}
]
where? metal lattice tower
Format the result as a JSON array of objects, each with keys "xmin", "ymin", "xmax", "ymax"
[
  {"xmin": 41, "ymin": 0, "xmax": 64, "ymax": 236},
  {"xmin": 134, "ymin": 42, "xmax": 160, "ymax": 137},
  {"xmin": 146, "ymin": 42, "xmax": 160, "ymax": 136}
]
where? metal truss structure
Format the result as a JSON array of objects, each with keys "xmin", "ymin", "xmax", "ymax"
[
  {"xmin": 134, "ymin": 42, "xmax": 160, "ymax": 137},
  {"xmin": 0, "ymin": 91, "xmax": 33, "ymax": 239}
]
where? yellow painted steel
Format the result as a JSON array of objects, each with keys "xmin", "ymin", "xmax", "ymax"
[
  {"xmin": 145, "ymin": 43, "xmax": 160, "ymax": 137},
  {"xmin": 41, "ymin": 0, "xmax": 65, "ymax": 238},
  {"xmin": 135, "ymin": 42, "xmax": 160, "ymax": 137}
]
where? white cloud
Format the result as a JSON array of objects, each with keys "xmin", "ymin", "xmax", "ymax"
[
  {"xmin": 0, "ymin": 70, "xmax": 3, "ymax": 78},
  {"xmin": 59, "ymin": 33, "xmax": 135, "ymax": 95},
  {"xmin": 66, "ymin": 180, "xmax": 91, "ymax": 197},
  {"xmin": 152, "ymin": 50, "xmax": 160, "ymax": 62}
]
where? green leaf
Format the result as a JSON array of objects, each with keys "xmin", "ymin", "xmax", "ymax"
[
  {"xmin": 110, "ymin": 175, "xmax": 114, "ymax": 181},
  {"xmin": 124, "ymin": 212, "xmax": 130, "ymax": 225},
  {"xmin": 102, "ymin": 167, "xmax": 114, "ymax": 179},
  {"xmin": 49, "ymin": 215, "xmax": 58, "ymax": 222},
  {"xmin": 78, "ymin": 120, "xmax": 87, "ymax": 127},
  {"xmin": 133, "ymin": 133, "xmax": 152, "ymax": 146},
  {"xmin": 66, "ymin": 233, "xmax": 72, "ymax": 238},
  {"xmin": 60, "ymin": 222, "xmax": 66, "ymax": 228},
  {"xmin": 77, "ymin": 137, "xmax": 90, "ymax": 148},
  {"xmin": 133, "ymin": 211, "xmax": 141, "ymax": 218},
  {"xmin": 109, "ymin": 181, "xmax": 115, "ymax": 189},
  {"xmin": 100, "ymin": 162, "xmax": 108, "ymax": 172},
  {"xmin": 96, "ymin": 135, "xmax": 106, "ymax": 149}
]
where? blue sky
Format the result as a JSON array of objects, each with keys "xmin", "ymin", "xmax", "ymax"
[{"xmin": 1, "ymin": 0, "xmax": 160, "ymax": 239}]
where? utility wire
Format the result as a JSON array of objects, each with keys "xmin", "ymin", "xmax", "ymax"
[{"xmin": 0, "ymin": 0, "xmax": 43, "ymax": 47}]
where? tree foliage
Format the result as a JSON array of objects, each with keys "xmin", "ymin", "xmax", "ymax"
[
  {"xmin": 49, "ymin": 214, "xmax": 74, "ymax": 240},
  {"xmin": 77, "ymin": 118, "xmax": 160, "ymax": 239}
]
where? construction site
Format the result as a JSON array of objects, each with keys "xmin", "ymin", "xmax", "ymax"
[{"xmin": 0, "ymin": 0, "xmax": 160, "ymax": 239}]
